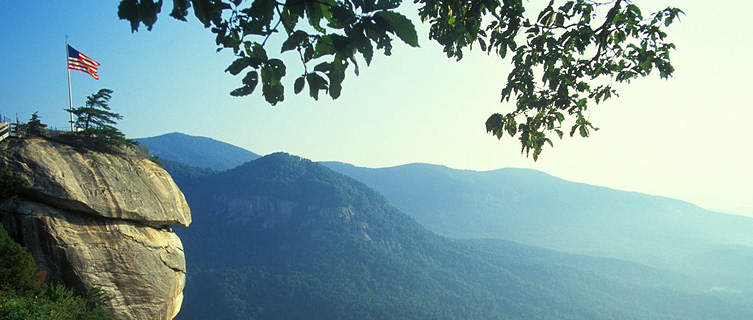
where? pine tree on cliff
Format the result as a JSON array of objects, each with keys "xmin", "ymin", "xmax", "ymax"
[
  {"xmin": 13, "ymin": 112, "xmax": 46, "ymax": 138},
  {"xmin": 25, "ymin": 112, "xmax": 44, "ymax": 137},
  {"xmin": 70, "ymin": 88, "xmax": 134, "ymax": 147}
]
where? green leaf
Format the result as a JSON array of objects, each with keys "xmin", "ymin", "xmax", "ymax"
[
  {"xmin": 498, "ymin": 42, "xmax": 508, "ymax": 58},
  {"xmin": 261, "ymin": 60, "xmax": 285, "ymax": 105},
  {"xmin": 248, "ymin": 0, "xmax": 276, "ymax": 26},
  {"xmin": 262, "ymin": 83, "xmax": 284, "ymax": 105},
  {"xmin": 328, "ymin": 4, "xmax": 357, "ymax": 29},
  {"xmin": 484, "ymin": 113, "xmax": 504, "ymax": 138},
  {"xmin": 118, "ymin": 0, "xmax": 140, "ymax": 32},
  {"xmin": 281, "ymin": 30, "xmax": 309, "ymax": 53},
  {"xmin": 139, "ymin": 0, "xmax": 162, "ymax": 30},
  {"xmin": 225, "ymin": 57, "xmax": 250, "ymax": 75},
  {"xmin": 303, "ymin": 45, "xmax": 314, "ymax": 62},
  {"xmin": 313, "ymin": 35, "xmax": 335, "ymax": 58},
  {"xmin": 280, "ymin": 1, "xmax": 304, "ymax": 32},
  {"xmin": 230, "ymin": 71, "xmax": 259, "ymax": 97},
  {"xmin": 191, "ymin": 0, "xmax": 212, "ymax": 27},
  {"xmin": 554, "ymin": 12, "xmax": 564, "ymax": 26},
  {"xmin": 294, "ymin": 76, "xmax": 305, "ymax": 94},
  {"xmin": 242, "ymin": 70, "xmax": 259, "ymax": 87},
  {"xmin": 539, "ymin": 10, "xmax": 553, "ymax": 26},
  {"xmin": 230, "ymin": 86, "xmax": 253, "ymax": 97},
  {"xmin": 576, "ymin": 98, "xmax": 587, "ymax": 108},
  {"xmin": 349, "ymin": 56, "xmax": 360, "ymax": 76},
  {"xmin": 118, "ymin": 0, "xmax": 162, "ymax": 32},
  {"xmin": 170, "ymin": 0, "xmax": 191, "ymax": 21},
  {"xmin": 478, "ymin": 38, "xmax": 487, "ymax": 51},
  {"xmin": 327, "ymin": 58, "xmax": 347, "ymax": 99},
  {"xmin": 373, "ymin": 11, "xmax": 419, "ymax": 47},
  {"xmin": 306, "ymin": 73, "xmax": 328, "ymax": 100},
  {"xmin": 561, "ymin": 1, "xmax": 574, "ymax": 13},
  {"xmin": 358, "ymin": 41, "xmax": 374, "ymax": 65},
  {"xmin": 247, "ymin": 43, "xmax": 268, "ymax": 68},
  {"xmin": 533, "ymin": 147, "xmax": 541, "ymax": 161},
  {"xmin": 305, "ymin": 1, "xmax": 326, "ymax": 33},
  {"xmin": 265, "ymin": 59, "xmax": 286, "ymax": 82},
  {"xmin": 314, "ymin": 61, "xmax": 332, "ymax": 73},
  {"xmin": 555, "ymin": 112, "xmax": 564, "ymax": 123}
]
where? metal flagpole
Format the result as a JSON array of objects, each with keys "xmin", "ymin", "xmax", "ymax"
[{"xmin": 66, "ymin": 35, "xmax": 74, "ymax": 132}]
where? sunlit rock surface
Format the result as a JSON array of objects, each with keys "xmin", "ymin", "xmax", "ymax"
[
  {"xmin": 1, "ymin": 138, "xmax": 190, "ymax": 226},
  {"xmin": 0, "ymin": 138, "xmax": 190, "ymax": 320}
]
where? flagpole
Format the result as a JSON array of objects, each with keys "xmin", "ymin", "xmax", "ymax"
[{"xmin": 66, "ymin": 36, "xmax": 74, "ymax": 132}]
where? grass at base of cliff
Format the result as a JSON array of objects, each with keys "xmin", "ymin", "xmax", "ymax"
[
  {"xmin": 0, "ymin": 225, "xmax": 116, "ymax": 320},
  {"xmin": 0, "ymin": 287, "xmax": 115, "ymax": 320}
]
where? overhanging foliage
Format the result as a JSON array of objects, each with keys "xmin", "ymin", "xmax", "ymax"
[{"xmin": 117, "ymin": 0, "xmax": 682, "ymax": 159}]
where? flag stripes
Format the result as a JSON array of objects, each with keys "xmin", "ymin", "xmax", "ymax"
[{"xmin": 67, "ymin": 45, "xmax": 100, "ymax": 80}]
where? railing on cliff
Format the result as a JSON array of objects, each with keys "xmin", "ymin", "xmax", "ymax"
[{"xmin": 0, "ymin": 122, "xmax": 10, "ymax": 142}]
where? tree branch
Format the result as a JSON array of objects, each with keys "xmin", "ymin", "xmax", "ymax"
[
  {"xmin": 590, "ymin": 0, "xmax": 622, "ymax": 63},
  {"xmin": 274, "ymin": 2, "xmax": 309, "ymax": 75},
  {"xmin": 261, "ymin": 18, "xmax": 283, "ymax": 46}
]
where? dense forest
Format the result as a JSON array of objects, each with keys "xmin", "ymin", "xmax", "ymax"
[{"xmin": 160, "ymin": 152, "xmax": 752, "ymax": 320}]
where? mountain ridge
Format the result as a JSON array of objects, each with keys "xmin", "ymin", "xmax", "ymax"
[
  {"xmin": 138, "ymin": 132, "xmax": 710, "ymax": 211},
  {"xmin": 139, "ymin": 132, "xmax": 753, "ymax": 297},
  {"xmin": 135, "ymin": 132, "xmax": 260, "ymax": 170},
  {"xmin": 320, "ymin": 159, "xmax": 753, "ymax": 294},
  {"xmin": 170, "ymin": 152, "xmax": 752, "ymax": 319},
  {"xmin": 321, "ymin": 160, "xmax": 716, "ymax": 212}
]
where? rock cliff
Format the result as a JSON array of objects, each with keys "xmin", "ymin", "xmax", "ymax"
[{"xmin": 0, "ymin": 138, "xmax": 191, "ymax": 320}]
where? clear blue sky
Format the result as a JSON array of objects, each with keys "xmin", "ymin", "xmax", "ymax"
[{"xmin": 1, "ymin": 1, "xmax": 751, "ymax": 217}]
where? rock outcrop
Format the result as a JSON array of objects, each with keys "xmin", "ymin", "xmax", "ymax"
[{"xmin": 0, "ymin": 138, "xmax": 190, "ymax": 320}]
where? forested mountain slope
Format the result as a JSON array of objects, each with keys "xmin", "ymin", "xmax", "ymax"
[
  {"xmin": 322, "ymin": 161, "xmax": 753, "ymax": 289},
  {"xmin": 166, "ymin": 153, "xmax": 751, "ymax": 320},
  {"xmin": 137, "ymin": 132, "xmax": 753, "ymax": 298}
]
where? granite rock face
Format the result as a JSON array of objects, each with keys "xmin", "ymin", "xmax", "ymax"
[
  {"xmin": 1, "ymin": 138, "xmax": 190, "ymax": 226},
  {"xmin": 0, "ymin": 138, "xmax": 190, "ymax": 320}
]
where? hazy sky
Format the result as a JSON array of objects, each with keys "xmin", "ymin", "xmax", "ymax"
[{"xmin": 1, "ymin": 1, "xmax": 751, "ymax": 217}]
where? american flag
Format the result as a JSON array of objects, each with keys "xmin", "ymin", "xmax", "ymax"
[{"xmin": 67, "ymin": 45, "xmax": 100, "ymax": 80}]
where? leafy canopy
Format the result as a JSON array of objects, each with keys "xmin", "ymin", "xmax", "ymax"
[
  {"xmin": 26, "ymin": 112, "xmax": 44, "ymax": 137},
  {"xmin": 70, "ymin": 89, "xmax": 134, "ymax": 147},
  {"xmin": 117, "ymin": 0, "xmax": 682, "ymax": 159},
  {"xmin": 72, "ymin": 89, "xmax": 121, "ymax": 132}
]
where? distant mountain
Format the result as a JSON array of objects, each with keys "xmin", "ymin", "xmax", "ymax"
[
  {"xmin": 133, "ymin": 132, "xmax": 753, "ymax": 294},
  {"xmin": 321, "ymin": 161, "xmax": 753, "ymax": 289},
  {"xmin": 135, "ymin": 132, "xmax": 259, "ymax": 170},
  {"xmin": 159, "ymin": 159, "xmax": 217, "ymax": 187},
  {"xmin": 168, "ymin": 154, "xmax": 751, "ymax": 320}
]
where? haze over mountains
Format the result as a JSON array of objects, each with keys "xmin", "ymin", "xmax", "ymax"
[
  {"xmin": 320, "ymin": 162, "xmax": 753, "ymax": 286},
  {"xmin": 137, "ymin": 132, "xmax": 753, "ymax": 319}
]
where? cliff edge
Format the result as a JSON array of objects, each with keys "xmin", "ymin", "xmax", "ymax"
[{"xmin": 0, "ymin": 138, "xmax": 191, "ymax": 320}]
